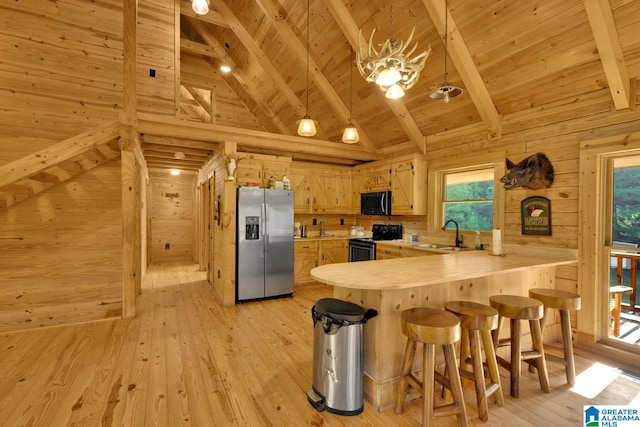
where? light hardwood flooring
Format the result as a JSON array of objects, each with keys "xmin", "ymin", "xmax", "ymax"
[{"xmin": 1, "ymin": 262, "xmax": 639, "ymax": 426}]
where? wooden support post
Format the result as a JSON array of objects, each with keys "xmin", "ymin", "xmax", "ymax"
[{"xmin": 120, "ymin": 0, "xmax": 139, "ymax": 318}]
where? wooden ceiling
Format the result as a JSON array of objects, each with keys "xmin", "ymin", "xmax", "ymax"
[{"xmin": 160, "ymin": 0, "xmax": 639, "ymax": 168}]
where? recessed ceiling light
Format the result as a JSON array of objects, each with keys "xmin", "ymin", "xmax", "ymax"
[
  {"xmin": 170, "ymin": 169, "xmax": 181, "ymax": 176},
  {"xmin": 220, "ymin": 65, "xmax": 232, "ymax": 73},
  {"xmin": 174, "ymin": 151, "xmax": 185, "ymax": 159}
]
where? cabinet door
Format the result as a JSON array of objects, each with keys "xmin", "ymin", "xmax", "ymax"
[
  {"xmin": 334, "ymin": 170, "xmax": 352, "ymax": 213},
  {"xmin": 376, "ymin": 243, "xmax": 402, "ymax": 260},
  {"xmin": 319, "ymin": 240, "xmax": 348, "ymax": 265},
  {"xmin": 294, "ymin": 241, "xmax": 319, "ymax": 284},
  {"xmin": 312, "ymin": 170, "xmax": 337, "ymax": 212},
  {"xmin": 263, "ymin": 161, "xmax": 290, "ymax": 187},
  {"xmin": 363, "ymin": 164, "xmax": 392, "ymax": 192},
  {"xmin": 351, "ymin": 168, "xmax": 363, "ymax": 214},
  {"xmin": 290, "ymin": 167, "xmax": 313, "ymax": 213},
  {"xmin": 392, "ymin": 160, "xmax": 415, "ymax": 214},
  {"xmin": 235, "ymin": 159, "xmax": 263, "ymax": 186}
]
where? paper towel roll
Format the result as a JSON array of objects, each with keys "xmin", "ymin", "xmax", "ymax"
[{"xmin": 492, "ymin": 229, "xmax": 502, "ymax": 256}]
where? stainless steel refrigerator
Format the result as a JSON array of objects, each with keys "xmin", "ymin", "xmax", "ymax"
[{"xmin": 236, "ymin": 187, "xmax": 294, "ymax": 302}]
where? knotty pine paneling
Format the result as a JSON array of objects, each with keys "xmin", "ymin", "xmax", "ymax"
[
  {"xmin": 0, "ymin": 160, "xmax": 122, "ymax": 333},
  {"xmin": 149, "ymin": 170, "xmax": 195, "ymax": 262},
  {"xmin": 0, "ymin": 0, "xmax": 176, "ymax": 165}
]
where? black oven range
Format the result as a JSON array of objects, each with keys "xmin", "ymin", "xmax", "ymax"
[{"xmin": 348, "ymin": 224, "xmax": 402, "ymax": 262}]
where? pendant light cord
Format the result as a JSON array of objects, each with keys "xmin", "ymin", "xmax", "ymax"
[
  {"xmin": 348, "ymin": 48, "xmax": 353, "ymax": 122},
  {"xmin": 305, "ymin": 0, "xmax": 310, "ymax": 115},
  {"xmin": 444, "ymin": 0, "xmax": 449, "ymax": 80}
]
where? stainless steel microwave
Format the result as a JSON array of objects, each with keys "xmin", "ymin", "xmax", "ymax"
[{"xmin": 361, "ymin": 191, "xmax": 392, "ymax": 215}]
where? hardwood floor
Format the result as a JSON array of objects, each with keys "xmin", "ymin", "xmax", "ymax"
[{"xmin": 1, "ymin": 261, "xmax": 639, "ymax": 426}]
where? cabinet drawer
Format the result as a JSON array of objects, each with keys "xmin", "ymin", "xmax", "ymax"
[
  {"xmin": 295, "ymin": 240, "xmax": 319, "ymax": 252},
  {"xmin": 376, "ymin": 244, "xmax": 402, "ymax": 259}
]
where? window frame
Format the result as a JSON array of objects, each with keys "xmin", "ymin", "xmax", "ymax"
[
  {"xmin": 442, "ymin": 167, "xmax": 496, "ymax": 232},
  {"xmin": 427, "ymin": 151, "xmax": 505, "ymax": 244}
]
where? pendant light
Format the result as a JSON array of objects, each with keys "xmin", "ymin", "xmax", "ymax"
[
  {"xmin": 297, "ymin": 0, "xmax": 317, "ymax": 137},
  {"xmin": 191, "ymin": 0, "xmax": 210, "ymax": 15},
  {"xmin": 342, "ymin": 48, "xmax": 359, "ymax": 144},
  {"xmin": 430, "ymin": 0, "xmax": 463, "ymax": 103}
]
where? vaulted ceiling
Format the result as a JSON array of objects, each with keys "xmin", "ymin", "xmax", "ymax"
[{"xmin": 167, "ymin": 0, "xmax": 639, "ymax": 165}]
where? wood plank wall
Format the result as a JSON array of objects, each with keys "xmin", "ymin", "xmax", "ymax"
[
  {"xmin": 0, "ymin": 160, "xmax": 123, "ymax": 333},
  {"xmin": 0, "ymin": 0, "xmax": 177, "ymax": 331},
  {"xmin": 149, "ymin": 170, "xmax": 196, "ymax": 262}
]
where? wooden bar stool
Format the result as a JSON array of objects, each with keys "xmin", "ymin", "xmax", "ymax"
[
  {"xmin": 395, "ymin": 307, "xmax": 468, "ymax": 427},
  {"xmin": 445, "ymin": 301, "xmax": 504, "ymax": 422},
  {"xmin": 610, "ymin": 286, "xmax": 633, "ymax": 337},
  {"xmin": 528, "ymin": 288, "xmax": 581, "ymax": 385},
  {"xmin": 489, "ymin": 295, "xmax": 550, "ymax": 398}
]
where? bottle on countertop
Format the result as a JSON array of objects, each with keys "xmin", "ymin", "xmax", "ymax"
[
  {"xmin": 268, "ymin": 176, "xmax": 275, "ymax": 189},
  {"xmin": 475, "ymin": 231, "xmax": 483, "ymax": 250},
  {"xmin": 282, "ymin": 175, "xmax": 290, "ymax": 190}
]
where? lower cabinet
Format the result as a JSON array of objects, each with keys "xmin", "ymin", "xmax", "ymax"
[
  {"xmin": 377, "ymin": 243, "xmax": 443, "ymax": 260},
  {"xmin": 319, "ymin": 240, "xmax": 348, "ymax": 265},
  {"xmin": 376, "ymin": 243, "xmax": 402, "ymax": 260},
  {"xmin": 294, "ymin": 239, "xmax": 348, "ymax": 285},
  {"xmin": 294, "ymin": 240, "xmax": 319, "ymax": 285}
]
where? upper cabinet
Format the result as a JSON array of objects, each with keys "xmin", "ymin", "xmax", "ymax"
[
  {"xmin": 235, "ymin": 153, "xmax": 291, "ymax": 187},
  {"xmin": 354, "ymin": 154, "xmax": 427, "ymax": 216},
  {"xmin": 391, "ymin": 157, "xmax": 427, "ymax": 215},
  {"xmin": 290, "ymin": 162, "xmax": 352, "ymax": 214}
]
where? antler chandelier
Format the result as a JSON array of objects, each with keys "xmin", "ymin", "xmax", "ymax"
[{"xmin": 356, "ymin": 2, "xmax": 430, "ymax": 99}]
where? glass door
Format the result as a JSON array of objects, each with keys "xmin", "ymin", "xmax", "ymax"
[{"xmin": 603, "ymin": 155, "xmax": 640, "ymax": 348}]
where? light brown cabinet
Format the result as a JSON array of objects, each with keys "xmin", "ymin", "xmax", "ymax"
[
  {"xmin": 376, "ymin": 243, "xmax": 402, "ymax": 260},
  {"xmin": 294, "ymin": 238, "xmax": 349, "ymax": 285},
  {"xmin": 391, "ymin": 157, "xmax": 427, "ymax": 215},
  {"xmin": 401, "ymin": 247, "xmax": 441, "ymax": 258},
  {"xmin": 353, "ymin": 154, "xmax": 427, "ymax": 216},
  {"xmin": 235, "ymin": 154, "xmax": 291, "ymax": 187},
  {"xmin": 291, "ymin": 163, "xmax": 352, "ymax": 214},
  {"xmin": 294, "ymin": 240, "xmax": 319, "ymax": 285},
  {"xmin": 319, "ymin": 240, "xmax": 348, "ymax": 265}
]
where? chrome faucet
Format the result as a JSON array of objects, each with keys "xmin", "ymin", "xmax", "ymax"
[{"xmin": 442, "ymin": 219, "xmax": 463, "ymax": 247}]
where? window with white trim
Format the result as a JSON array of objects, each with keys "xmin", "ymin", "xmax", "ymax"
[{"xmin": 442, "ymin": 167, "xmax": 495, "ymax": 232}]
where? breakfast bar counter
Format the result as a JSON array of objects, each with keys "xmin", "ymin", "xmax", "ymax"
[{"xmin": 310, "ymin": 245, "xmax": 577, "ymax": 411}]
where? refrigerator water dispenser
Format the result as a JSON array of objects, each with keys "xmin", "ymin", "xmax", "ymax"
[{"xmin": 245, "ymin": 216, "xmax": 260, "ymax": 240}]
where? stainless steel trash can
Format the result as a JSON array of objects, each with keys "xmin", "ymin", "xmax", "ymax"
[{"xmin": 306, "ymin": 298, "xmax": 378, "ymax": 415}]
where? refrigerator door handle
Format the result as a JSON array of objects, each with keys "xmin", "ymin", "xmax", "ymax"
[{"xmin": 263, "ymin": 203, "xmax": 269, "ymax": 254}]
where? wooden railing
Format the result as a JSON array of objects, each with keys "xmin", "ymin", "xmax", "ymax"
[{"xmin": 610, "ymin": 252, "xmax": 639, "ymax": 312}]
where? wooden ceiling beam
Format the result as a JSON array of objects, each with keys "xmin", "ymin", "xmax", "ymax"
[
  {"xmin": 0, "ymin": 121, "xmax": 120, "ymax": 189},
  {"xmin": 140, "ymin": 135, "xmax": 220, "ymax": 151},
  {"xmin": 322, "ymin": 0, "xmax": 425, "ymax": 154},
  {"xmin": 209, "ymin": 0, "xmax": 309, "ymax": 119},
  {"xmin": 253, "ymin": 0, "xmax": 377, "ymax": 152},
  {"xmin": 583, "ymin": 0, "xmax": 632, "ymax": 110},
  {"xmin": 180, "ymin": 38, "xmax": 221, "ymax": 58},
  {"xmin": 141, "ymin": 142, "xmax": 213, "ymax": 156},
  {"xmin": 188, "ymin": 18, "xmax": 294, "ymax": 135},
  {"xmin": 179, "ymin": 1, "xmax": 228, "ymax": 28},
  {"xmin": 138, "ymin": 113, "xmax": 382, "ymax": 162},
  {"xmin": 183, "ymin": 85, "xmax": 213, "ymax": 120},
  {"xmin": 421, "ymin": 0, "xmax": 502, "ymax": 138},
  {"xmin": 180, "ymin": 87, "xmax": 212, "ymax": 123}
]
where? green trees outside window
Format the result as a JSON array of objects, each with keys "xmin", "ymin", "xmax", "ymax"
[{"xmin": 443, "ymin": 169, "xmax": 494, "ymax": 231}]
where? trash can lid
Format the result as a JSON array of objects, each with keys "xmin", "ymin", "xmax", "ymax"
[{"xmin": 314, "ymin": 298, "xmax": 366, "ymax": 322}]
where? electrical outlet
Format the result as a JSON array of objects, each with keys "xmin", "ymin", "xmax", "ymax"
[
  {"xmin": 149, "ymin": 69, "xmax": 156, "ymax": 77},
  {"xmin": 313, "ymin": 218, "xmax": 317, "ymax": 225},
  {"xmin": 340, "ymin": 218, "xmax": 344, "ymax": 225}
]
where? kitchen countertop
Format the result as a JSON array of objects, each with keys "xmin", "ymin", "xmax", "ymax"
[{"xmin": 311, "ymin": 245, "xmax": 577, "ymax": 290}]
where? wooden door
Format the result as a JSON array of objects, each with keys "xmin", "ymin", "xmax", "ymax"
[
  {"xmin": 263, "ymin": 160, "xmax": 290, "ymax": 187},
  {"xmin": 235, "ymin": 158, "xmax": 262, "ymax": 186},
  {"xmin": 363, "ymin": 164, "xmax": 391, "ymax": 192}
]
